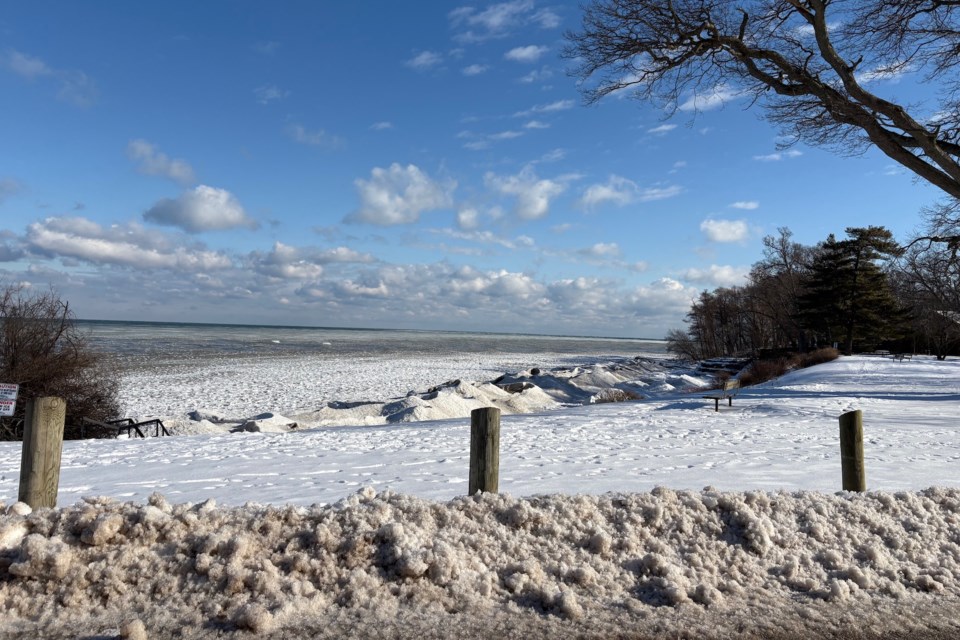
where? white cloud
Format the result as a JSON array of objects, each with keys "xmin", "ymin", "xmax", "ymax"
[
  {"xmin": 678, "ymin": 84, "xmax": 742, "ymax": 112},
  {"xmin": 457, "ymin": 207, "xmax": 480, "ymax": 230},
  {"xmin": 700, "ymin": 218, "xmax": 749, "ymax": 243},
  {"xmin": 580, "ymin": 242, "xmax": 621, "ymax": 258},
  {"xmin": 406, "ymin": 51, "xmax": 443, "ymax": 70},
  {"xmin": 504, "ymin": 45, "xmax": 548, "ymax": 63},
  {"xmin": 370, "ymin": 121, "xmax": 394, "ymax": 131},
  {"xmin": 4, "ymin": 50, "xmax": 51, "ymax": 78},
  {"xmin": 252, "ymin": 242, "xmax": 324, "ymax": 280},
  {"xmin": 682, "ymin": 264, "xmax": 750, "ymax": 287},
  {"xmin": 518, "ymin": 66, "xmax": 553, "ymax": 84},
  {"xmin": 485, "ymin": 167, "xmax": 568, "ymax": 220},
  {"xmin": 513, "ymin": 99, "xmax": 574, "ymax": 118},
  {"xmin": 638, "ymin": 185, "xmax": 682, "ymax": 201},
  {"xmin": 144, "ymin": 185, "xmax": 258, "ymax": 233},
  {"xmin": 26, "ymin": 216, "xmax": 232, "ymax": 271},
  {"xmin": 538, "ymin": 148, "xmax": 566, "ymax": 163},
  {"xmin": 286, "ymin": 124, "xmax": 340, "ymax": 148},
  {"xmin": 347, "ymin": 163, "xmax": 455, "ymax": 225},
  {"xmin": 579, "ymin": 175, "xmax": 640, "ymax": 210},
  {"xmin": 2, "ymin": 49, "xmax": 98, "ymax": 107},
  {"xmin": 127, "ymin": 139, "xmax": 196, "ymax": 185},
  {"xmin": 489, "ymin": 130, "xmax": 524, "ymax": 140},
  {"xmin": 254, "ymin": 84, "xmax": 289, "ymax": 104},
  {"xmin": 648, "ymin": 123, "xmax": 677, "ymax": 135},
  {"xmin": 524, "ymin": 120, "xmax": 550, "ymax": 129},
  {"xmin": 315, "ymin": 246, "xmax": 377, "ymax": 264},
  {"xmin": 462, "ymin": 64, "xmax": 489, "ymax": 76},
  {"xmin": 729, "ymin": 201, "xmax": 759, "ymax": 210},
  {"xmin": 449, "ymin": 1, "xmax": 557, "ymax": 42},
  {"xmin": 753, "ymin": 150, "xmax": 803, "ymax": 162}
]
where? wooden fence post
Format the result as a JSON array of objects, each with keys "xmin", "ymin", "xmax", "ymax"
[
  {"xmin": 839, "ymin": 409, "xmax": 866, "ymax": 492},
  {"xmin": 469, "ymin": 407, "xmax": 500, "ymax": 495},
  {"xmin": 18, "ymin": 397, "xmax": 67, "ymax": 509}
]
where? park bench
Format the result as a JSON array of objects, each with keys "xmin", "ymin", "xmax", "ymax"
[
  {"xmin": 892, "ymin": 353, "xmax": 912, "ymax": 362},
  {"xmin": 81, "ymin": 417, "xmax": 170, "ymax": 438},
  {"xmin": 703, "ymin": 379, "xmax": 740, "ymax": 412}
]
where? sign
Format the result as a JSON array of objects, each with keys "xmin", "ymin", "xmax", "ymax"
[{"xmin": 0, "ymin": 384, "xmax": 18, "ymax": 417}]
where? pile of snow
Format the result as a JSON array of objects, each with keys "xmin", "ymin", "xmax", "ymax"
[
  {"xmin": 1, "ymin": 487, "xmax": 958, "ymax": 638},
  {"xmin": 158, "ymin": 357, "xmax": 703, "ymax": 434}
]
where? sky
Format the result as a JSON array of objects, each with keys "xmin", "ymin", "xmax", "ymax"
[{"xmin": 0, "ymin": 1, "xmax": 946, "ymax": 339}]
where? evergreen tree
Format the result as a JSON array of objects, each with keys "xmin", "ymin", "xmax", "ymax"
[{"xmin": 799, "ymin": 227, "xmax": 906, "ymax": 353}]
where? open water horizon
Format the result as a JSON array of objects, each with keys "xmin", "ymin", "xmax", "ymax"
[{"xmin": 78, "ymin": 319, "xmax": 669, "ymax": 368}]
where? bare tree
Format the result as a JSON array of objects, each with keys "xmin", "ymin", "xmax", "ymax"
[
  {"xmin": 566, "ymin": 0, "xmax": 960, "ymax": 200},
  {"xmin": 0, "ymin": 284, "xmax": 122, "ymax": 440}
]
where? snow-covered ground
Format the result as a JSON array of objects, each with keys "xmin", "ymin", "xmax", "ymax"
[{"xmin": 1, "ymin": 355, "xmax": 959, "ymax": 638}]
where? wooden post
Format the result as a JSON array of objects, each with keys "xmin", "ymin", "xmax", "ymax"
[
  {"xmin": 469, "ymin": 407, "xmax": 500, "ymax": 495},
  {"xmin": 839, "ymin": 409, "xmax": 866, "ymax": 492},
  {"xmin": 18, "ymin": 397, "xmax": 67, "ymax": 509}
]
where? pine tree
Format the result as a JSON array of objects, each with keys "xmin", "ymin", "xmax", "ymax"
[{"xmin": 799, "ymin": 227, "xmax": 907, "ymax": 353}]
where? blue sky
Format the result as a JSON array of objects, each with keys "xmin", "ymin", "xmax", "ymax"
[{"xmin": 0, "ymin": 1, "xmax": 942, "ymax": 338}]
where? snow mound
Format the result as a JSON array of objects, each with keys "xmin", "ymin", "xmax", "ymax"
[{"xmin": 1, "ymin": 488, "xmax": 959, "ymax": 638}]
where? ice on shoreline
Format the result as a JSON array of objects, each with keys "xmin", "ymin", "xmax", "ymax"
[{"xmin": 125, "ymin": 353, "xmax": 699, "ymax": 435}]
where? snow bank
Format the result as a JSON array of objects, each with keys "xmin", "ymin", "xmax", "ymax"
[
  {"xmin": 158, "ymin": 357, "xmax": 704, "ymax": 434},
  {"xmin": 1, "ymin": 487, "xmax": 959, "ymax": 638}
]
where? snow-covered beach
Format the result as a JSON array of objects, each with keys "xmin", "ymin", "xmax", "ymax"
[{"xmin": 1, "ymin": 344, "xmax": 960, "ymax": 638}]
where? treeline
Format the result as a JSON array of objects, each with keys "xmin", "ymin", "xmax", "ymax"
[{"xmin": 667, "ymin": 224, "xmax": 960, "ymax": 361}]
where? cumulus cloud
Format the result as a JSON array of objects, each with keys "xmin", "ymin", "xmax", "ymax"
[
  {"xmin": 504, "ymin": 45, "xmax": 548, "ymax": 63},
  {"xmin": 518, "ymin": 66, "xmax": 553, "ymax": 84},
  {"xmin": 251, "ymin": 242, "xmax": 324, "ymax": 280},
  {"xmin": 347, "ymin": 163, "xmax": 455, "ymax": 225},
  {"xmin": 406, "ymin": 51, "xmax": 443, "ymax": 70},
  {"xmin": 682, "ymin": 264, "xmax": 750, "ymax": 287},
  {"xmin": 248, "ymin": 242, "xmax": 379, "ymax": 281},
  {"xmin": 144, "ymin": 185, "xmax": 258, "ymax": 233},
  {"xmin": 462, "ymin": 64, "xmax": 489, "ymax": 76},
  {"xmin": 127, "ymin": 139, "xmax": 196, "ymax": 185},
  {"xmin": 579, "ymin": 175, "xmax": 640, "ymax": 210},
  {"xmin": 729, "ymin": 201, "xmax": 759, "ymax": 210},
  {"xmin": 580, "ymin": 242, "xmax": 621, "ymax": 258},
  {"xmin": 450, "ymin": 1, "xmax": 559, "ymax": 42},
  {"xmin": 754, "ymin": 150, "xmax": 803, "ymax": 162},
  {"xmin": 678, "ymin": 84, "xmax": 742, "ymax": 112},
  {"xmin": 485, "ymin": 167, "xmax": 568, "ymax": 220},
  {"xmin": 457, "ymin": 207, "xmax": 480, "ymax": 230},
  {"xmin": 25, "ymin": 216, "xmax": 232, "ymax": 271},
  {"xmin": 2, "ymin": 49, "xmax": 98, "ymax": 107},
  {"xmin": 286, "ymin": 124, "xmax": 340, "ymax": 148},
  {"xmin": 700, "ymin": 218, "xmax": 749, "ymax": 243}
]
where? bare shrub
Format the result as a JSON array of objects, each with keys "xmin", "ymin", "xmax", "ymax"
[
  {"xmin": 738, "ymin": 359, "xmax": 790, "ymax": 387},
  {"xmin": 592, "ymin": 388, "xmax": 643, "ymax": 404},
  {"xmin": 0, "ymin": 284, "xmax": 122, "ymax": 441},
  {"xmin": 795, "ymin": 347, "xmax": 840, "ymax": 368},
  {"xmin": 739, "ymin": 348, "xmax": 841, "ymax": 387}
]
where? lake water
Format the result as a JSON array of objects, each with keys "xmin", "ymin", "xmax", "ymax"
[{"xmin": 76, "ymin": 320, "xmax": 669, "ymax": 418}]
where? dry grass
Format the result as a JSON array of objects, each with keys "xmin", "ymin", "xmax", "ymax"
[{"xmin": 738, "ymin": 348, "xmax": 840, "ymax": 387}]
